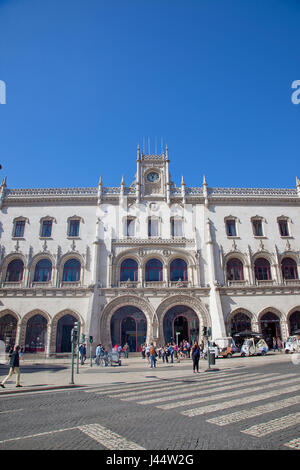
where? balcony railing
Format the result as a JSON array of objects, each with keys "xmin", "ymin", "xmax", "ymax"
[
  {"xmin": 283, "ymin": 279, "xmax": 300, "ymax": 286},
  {"xmin": 255, "ymin": 280, "xmax": 275, "ymax": 287},
  {"xmin": 227, "ymin": 280, "xmax": 248, "ymax": 287},
  {"xmin": 119, "ymin": 281, "xmax": 139, "ymax": 288},
  {"xmin": 145, "ymin": 281, "xmax": 166, "ymax": 288},
  {"xmin": 60, "ymin": 281, "xmax": 82, "ymax": 287},
  {"xmin": 2, "ymin": 281, "xmax": 24, "ymax": 288}
]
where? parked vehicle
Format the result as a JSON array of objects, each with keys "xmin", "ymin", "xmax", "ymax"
[
  {"xmin": 240, "ymin": 337, "xmax": 268, "ymax": 357},
  {"xmin": 108, "ymin": 349, "xmax": 122, "ymax": 366},
  {"xmin": 213, "ymin": 337, "xmax": 239, "ymax": 358},
  {"xmin": 284, "ymin": 335, "xmax": 300, "ymax": 354}
]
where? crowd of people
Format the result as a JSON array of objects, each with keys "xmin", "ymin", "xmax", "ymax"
[{"xmin": 141, "ymin": 340, "xmax": 205, "ymax": 372}]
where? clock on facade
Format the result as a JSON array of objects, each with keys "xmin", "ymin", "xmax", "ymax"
[{"xmin": 147, "ymin": 172, "xmax": 159, "ymax": 183}]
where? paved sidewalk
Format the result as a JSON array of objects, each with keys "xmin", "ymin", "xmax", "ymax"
[{"xmin": 0, "ymin": 353, "xmax": 294, "ymax": 395}]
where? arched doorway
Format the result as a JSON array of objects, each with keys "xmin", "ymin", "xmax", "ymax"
[
  {"xmin": 289, "ymin": 311, "xmax": 300, "ymax": 335},
  {"xmin": 56, "ymin": 314, "xmax": 77, "ymax": 353},
  {"xmin": 110, "ymin": 306, "xmax": 147, "ymax": 352},
  {"xmin": 0, "ymin": 314, "xmax": 17, "ymax": 352},
  {"xmin": 259, "ymin": 312, "xmax": 282, "ymax": 348},
  {"xmin": 230, "ymin": 312, "xmax": 252, "ymax": 347},
  {"xmin": 25, "ymin": 314, "xmax": 47, "ymax": 353},
  {"xmin": 163, "ymin": 306, "xmax": 199, "ymax": 345}
]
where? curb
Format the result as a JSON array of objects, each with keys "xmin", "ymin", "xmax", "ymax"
[{"xmin": 0, "ymin": 384, "xmax": 82, "ymax": 395}]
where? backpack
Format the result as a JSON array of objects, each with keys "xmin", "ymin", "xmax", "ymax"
[{"xmin": 150, "ymin": 346, "xmax": 155, "ymax": 355}]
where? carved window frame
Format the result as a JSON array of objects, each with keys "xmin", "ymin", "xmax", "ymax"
[
  {"xmin": 39, "ymin": 216, "xmax": 56, "ymax": 239},
  {"xmin": 125, "ymin": 217, "xmax": 136, "ymax": 238},
  {"xmin": 277, "ymin": 216, "xmax": 292, "ymax": 238},
  {"xmin": 67, "ymin": 216, "xmax": 83, "ymax": 239},
  {"xmin": 251, "ymin": 215, "xmax": 266, "ymax": 238},
  {"xmin": 224, "ymin": 215, "xmax": 239, "ymax": 238},
  {"xmin": 147, "ymin": 216, "xmax": 160, "ymax": 238},
  {"xmin": 12, "ymin": 217, "xmax": 29, "ymax": 239},
  {"xmin": 170, "ymin": 216, "xmax": 184, "ymax": 238}
]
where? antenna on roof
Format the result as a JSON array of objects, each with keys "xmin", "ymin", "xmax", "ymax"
[{"xmin": 148, "ymin": 137, "xmax": 150, "ymax": 154}]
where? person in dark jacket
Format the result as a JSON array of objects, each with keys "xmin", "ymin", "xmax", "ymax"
[
  {"xmin": 191, "ymin": 341, "xmax": 201, "ymax": 374},
  {"xmin": 1, "ymin": 345, "xmax": 22, "ymax": 388}
]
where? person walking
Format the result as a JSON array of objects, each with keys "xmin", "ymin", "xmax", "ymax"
[
  {"xmin": 1, "ymin": 345, "xmax": 22, "ymax": 388},
  {"xmin": 168, "ymin": 343, "xmax": 174, "ymax": 364},
  {"xmin": 79, "ymin": 343, "xmax": 86, "ymax": 365},
  {"xmin": 123, "ymin": 342, "xmax": 129, "ymax": 359},
  {"xmin": 95, "ymin": 344, "xmax": 102, "ymax": 365},
  {"xmin": 149, "ymin": 343, "xmax": 156, "ymax": 368},
  {"xmin": 191, "ymin": 341, "xmax": 201, "ymax": 374}
]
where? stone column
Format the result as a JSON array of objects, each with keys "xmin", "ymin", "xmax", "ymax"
[{"xmin": 206, "ymin": 218, "xmax": 227, "ymax": 339}]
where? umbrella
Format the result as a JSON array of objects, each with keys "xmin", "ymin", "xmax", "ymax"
[{"xmin": 233, "ymin": 330, "xmax": 263, "ymax": 337}]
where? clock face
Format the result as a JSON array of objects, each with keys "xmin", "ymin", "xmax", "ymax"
[{"xmin": 147, "ymin": 172, "xmax": 159, "ymax": 183}]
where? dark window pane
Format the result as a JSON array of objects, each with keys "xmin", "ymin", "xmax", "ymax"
[
  {"xmin": 226, "ymin": 220, "xmax": 236, "ymax": 237},
  {"xmin": 279, "ymin": 220, "xmax": 289, "ymax": 237},
  {"xmin": 42, "ymin": 220, "xmax": 52, "ymax": 237},
  {"xmin": 69, "ymin": 220, "xmax": 80, "ymax": 237},
  {"xmin": 14, "ymin": 221, "xmax": 25, "ymax": 238}
]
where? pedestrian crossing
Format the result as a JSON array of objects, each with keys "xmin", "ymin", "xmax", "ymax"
[{"xmin": 86, "ymin": 369, "xmax": 300, "ymax": 449}]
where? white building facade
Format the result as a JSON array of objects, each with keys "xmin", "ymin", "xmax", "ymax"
[{"xmin": 0, "ymin": 147, "xmax": 300, "ymax": 356}]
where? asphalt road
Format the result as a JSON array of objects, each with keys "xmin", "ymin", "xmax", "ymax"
[{"xmin": 0, "ymin": 358, "xmax": 299, "ymax": 456}]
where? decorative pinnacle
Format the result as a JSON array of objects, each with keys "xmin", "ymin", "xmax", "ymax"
[
  {"xmin": 181, "ymin": 175, "xmax": 186, "ymax": 186},
  {"xmin": 296, "ymin": 176, "xmax": 300, "ymax": 186},
  {"xmin": 203, "ymin": 175, "xmax": 207, "ymax": 186},
  {"xmin": 98, "ymin": 175, "xmax": 103, "ymax": 186},
  {"xmin": 121, "ymin": 175, "xmax": 125, "ymax": 185}
]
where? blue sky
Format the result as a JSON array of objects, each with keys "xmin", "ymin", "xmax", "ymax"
[{"xmin": 0, "ymin": 0, "xmax": 299, "ymax": 189}]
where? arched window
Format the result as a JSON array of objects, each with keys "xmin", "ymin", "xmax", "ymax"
[
  {"xmin": 145, "ymin": 259, "xmax": 163, "ymax": 282},
  {"xmin": 170, "ymin": 258, "xmax": 188, "ymax": 282},
  {"xmin": 289, "ymin": 311, "xmax": 300, "ymax": 335},
  {"xmin": 281, "ymin": 258, "xmax": 298, "ymax": 280},
  {"xmin": 5, "ymin": 259, "xmax": 24, "ymax": 282},
  {"xmin": 227, "ymin": 258, "xmax": 244, "ymax": 281},
  {"xmin": 62, "ymin": 259, "xmax": 81, "ymax": 282},
  {"xmin": 254, "ymin": 258, "xmax": 271, "ymax": 281},
  {"xmin": 34, "ymin": 259, "xmax": 52, "ymax": 282},
  {"xmin": 120, "ymin": 259, "xmax": 138, "ymax": 282}
]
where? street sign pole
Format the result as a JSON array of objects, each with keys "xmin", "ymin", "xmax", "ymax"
[
  {"xmin": 89, "ymin": 336, "xmax": 93, "ymax": 367},
  {"xmin": 70, "ymin": 328, "xmax": 75, "ymax": 384},
  {"xmin": 76, "ymin": 322, "xmax": 80, "ymax": 374}
]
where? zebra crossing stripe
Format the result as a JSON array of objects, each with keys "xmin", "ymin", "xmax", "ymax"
[
  {"xmin": 241, "ymin": 412, "xmax": 300, "ymax": 437},
  {"xmin": 120, "ymin": 372, "xmax": 264, "ymax": 402},
  {"xmin": 158, "ymin": 375, "xmax": 300, "ymax": 410},
  {"xmin": 207, "ymin": 396, "xmax": 300, "ymax": 426},
  {"xmin": 137, "ymin": 373, "xmax": 295, "ymax": 405},
  {"xmin": 284, "ymin": 438, "xmax": 300, "ymax": 450},
  {"xmin": 98, "ymin": 370, "xmax": 249, "ymax": 397},
  {"xmin": 182, "ymin": 383, "xmax": 300, "ymax": 417},
  {"xmin": 78, "ymin": 424, "xmax": 145, "ymax": 450}
]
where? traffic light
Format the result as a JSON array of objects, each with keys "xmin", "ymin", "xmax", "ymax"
[
  {"xmin": 71, "ymin": 328, "xmax": 78, "ymax": 343},
  {"xmin": 202, "ymin": 326, "xmax": 207, "ymax": 336},
  {"xmin": 89, "ymin": 336, "xmax": 93, "ymax": 344},
  {"xmin": 81, "ymin": 333, "xmax": 86, "ymax": 343},
  {"xmin": 74, "ymin": 321, "xmax": 79, "ymax": 331}
]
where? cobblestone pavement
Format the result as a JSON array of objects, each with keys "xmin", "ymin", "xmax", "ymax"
[{"xmin": 0, "ymin": 354, "xmax": 299, "ymax": 451}]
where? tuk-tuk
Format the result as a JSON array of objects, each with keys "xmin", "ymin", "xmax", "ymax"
[
  {"xmin": 285, "ymin": 335, "xmax": 300, "ymax": 354},
  {"xmin": 240, "ymin": 337, "xmax": 268, "ymax": 357},
  {"xmin": 108, "ymin": 349, "xmax": 122, "ymax": 366},
  {"xmin": 213, "ymin": 337, "xmax": 239, "ymax": 358}
]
